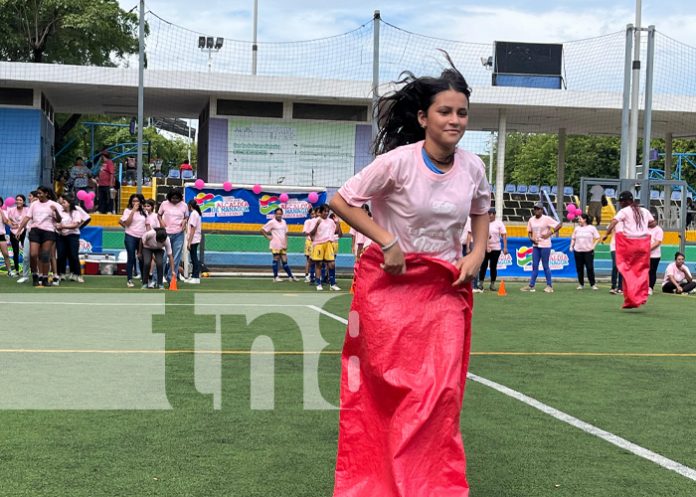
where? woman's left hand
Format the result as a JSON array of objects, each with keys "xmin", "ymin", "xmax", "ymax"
[{"xmin": 453, "ymin": 253, "xmax": 483, "ymax": 286}]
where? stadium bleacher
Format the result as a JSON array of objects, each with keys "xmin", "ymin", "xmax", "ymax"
[{"xmin": 493, "ymin": 184, "xmax": 578, "ymax": 223}]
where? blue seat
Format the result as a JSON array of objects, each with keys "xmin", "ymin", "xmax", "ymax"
[
  {"xmin": 516, "ymin": 184, "xmax": 528, "ymax": 194},
  {"xmin": 505, "ymin": 184, "xmax": 516, "ymax": 193},
  {"xmin": 650, "ymin": 190, "xmax": 660, "ymax": 200},
  {"xmin": 168, "ymin": 169, "xmax": 181, "ymax": 179},
  {"xmin": 551, "ymin": 186, "xmax": 559, "ymax": 195},
  {"xmin": 540, "ymin": 185, "xmax": 551, "ymax": 193},
  {"xmin": 528, "ymin": 185, "xmax": 540, "ymax": 194},
  {"xmin": 563, "ymin": 186, "xmax": 574, "ymax": 196},
  {"xmin": 671, "ymin": 191, "xmax": 683, "ymax": 201},
  {"xmin": 181, "ymin": 169, "xmax": 194, "ymax": 179},
  {"xmin": 605, "ymin": 188, "xmax": 616, "ymax": 197}
]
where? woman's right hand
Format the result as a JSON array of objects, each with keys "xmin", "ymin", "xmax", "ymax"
[{"xmin": 381, "ymin": 244, "xmax": 406, "ymax": 275}]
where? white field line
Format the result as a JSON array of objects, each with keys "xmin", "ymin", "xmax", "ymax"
[
  {"xmin": 308, "ymin": 305, "xmax": 696, "ymax": 482},
  {"xmin": 0, "ymin": 301, "xmax": 308, "ymax": 307}
]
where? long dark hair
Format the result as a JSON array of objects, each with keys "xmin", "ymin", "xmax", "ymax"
[
  {"xmin": 127, "ymin": 193, "xmax": 146, "ymax": 216},
  {"xmin": 373, "ymin": 51, "xmax": 471, "ymax": 155},
  {"xmin": 60, "ymin": 194, "xmax": 77, "ymax": 213},
  {"xmin": 618, "ymin": 191, "xmax": 645, "ymax": 230},
  {"xmin": 187, "ymin": 199, "xmax": 202, "ymax": 216}
]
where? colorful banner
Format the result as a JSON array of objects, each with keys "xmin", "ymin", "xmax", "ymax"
[
  {"xmin": 80, "ymin": 227, "xmax": 103, "ymax": 253},
  {"xmin": 481, "ymin": 237, "xmax": 577, "ymax": 279},
  {"xmin": 185, "ymin": 187, "xmax": 327, "ymax": 225}
]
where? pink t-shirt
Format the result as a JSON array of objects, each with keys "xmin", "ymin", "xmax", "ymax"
[
  {"xmin": 487, "ymin": 219, "xmax": 507, "ymax": 251},
  {"xmin": 527, "ymin": 215, "xmax": 558, "ymax": 248},
  {"xmin": 609, "ymin": 220, "xmax": 623, "ymax": 252},
  {"xmin": 120, "ymin": 208, "xmax": 148, "ymax": 238},
  {"xmin": 141, "ymin": 230, "xmax": 172, "ymax": 255},
  {"xmin": 146, "ymin": 212, "xmax": 160, "ymax": 230},
  {"xmin": 663, "ymin": 262, "xmax": 691, "ymax": 286},
  {"xmin": 572, "ymin": 224, "xmax": 600, "ymax": 252},
  {"xmin": 188, "ymin": 210, "xmax": 202, "ymax": 245},
  {"xmin": 338, "ymin": 141, "xmax": 490, "ymax": 264},
  {"xmin": 158, "ymin": 200, "xmax": 188, "ymax": 235},
  {"xmin": 312, "ymin": 217, "xmax": 337, "ymax": 245},
  {"xmin": 24, "ymin": 200, "xmax": 62, "ymax": 232},
  {"xmin": 6, "ymin": 206, "xmax": 26, "ymax": 235},
  {"xmin": 262, "ymin": 218, "xmax": 288, "ymax": 250},
  {"xmin": 302, "ymin": 219, "xmax": 314, "ymax": 241},
  {"xmin": 648, "ymin": 225, "xmax": 664, "ymax": 259},
  {"xmin": 613, "ymin": 206, "xmax": 653, "ymax": 238},
  {"xmin": 460, "ymin": 217, "xmax": 472, "ymax": 245},
  {"xmin": 349, "ymin": 227, "xmax": 372, "ymax": 255},
  {"xmin": 57, "ymin": 208, "xmax": 82, "ymax": 236}
]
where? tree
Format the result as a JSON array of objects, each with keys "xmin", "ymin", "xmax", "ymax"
[{"xmin": 0, "ymin": 0, "xmax": 140, "ymax": 65}]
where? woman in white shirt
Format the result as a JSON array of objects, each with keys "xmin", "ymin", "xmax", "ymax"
[{"xmin": 662, "ymin": 252, "xmax": 696, "ymax": 294}]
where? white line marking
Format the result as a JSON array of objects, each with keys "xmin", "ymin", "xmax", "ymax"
[
  {"xmin": 0, "ymin": 301, "xmax": 308, "ymax": 307},
  {"xmin": 309, "ymin": 305, "xmax": 696, "ymax": 482},
  {"xmin": 468, "ymin": 373, "xmax": 696, "ymax": 481},
  {"xmin": 306, "ymin": 305, "xmax": 348, "ymax": 324}
]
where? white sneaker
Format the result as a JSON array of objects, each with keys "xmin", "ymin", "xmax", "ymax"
[
  {"xmin": 316, "ymin": 284, "xmax": 323, "ymax": 291},
  {"xmin": 17, "ymin": 276, "xmax": 28, "ymax": 284},
  {"xmin": 576, "ymin": 285, "xmax": 584, "ymax": 290},
  {"xmin": 648, "ymin": 288, "xmax": 653, "ymax": 296},
  {"xmin": 127, "ymin": 280, "xmax": 134, "ymax": 288},
  {"xmin": 273, "ymin": 276, "xmax": 282, "ymax": 282},
  {"xmin": 330, "ymin": 284, "xmax": 341, "ymax": 291},
  {"xmin": 591, "ymin": 285, "xmax": 599, "ymax": 291},
  {"xmin": 8, "ymin": 270, "xmax": 16, "ymax": 277},
  {"xmin": 304, "ymin": 275, "xmax": 311, "ymax": 283},
  {"xmin": 75, "ymin": 276, "xmax": 84, "ymax": 283},
  {"xmin": 51, "ymin": 277, "xmax": 60, "ymax": 286},
  {"xmin": 472, "ymin": 288, "xmax": 483, "ymax": 293},
  {"xmin": 544, "ymin": 286, "xmax": 554, "ymax": 293},
  {"xmin": 290, "ymin": 276, "xmax": 299, "ymax": 282},
  {"xmin": 520, "ymin": 286, "xmax": 535, "ymax": 292},
  {"xmin": 148, "ymin": 281, "xmax": 156, "ymax": 289},
  {"xmin": 187, "ymin": 278, "xmax": 200, "ymax": 284}
]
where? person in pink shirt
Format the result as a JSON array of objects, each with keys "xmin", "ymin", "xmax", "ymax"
[
  {"xmin": 329, "ymin": 58, "xmax": 490, "ymax": 497},
  {"xmin": 56, "ymin": 194, "xmax": 85, "ymax": 283},
  {"xmin": 97, "ymin": 151, "xmax": 115, "ymax": 214},
  {"xmin": 302, "ymin": 207, "xmax": 317, "ymax": 282},
  {"xmin": 185, "ymin": 200, "xmax": 203, "ymax": 284},
  {"xmin": 522, "ymin": 203, "xmax": 562, "ymax": 293},
  {"xmin": 261, "ymin": 207, "xmax": 297, "ymax": 283},
  {"xmin": 0, "ymin": 197, "xmax": 15, "ymax": 277},
  {"xmin": 137, "ymin": 228, "xmax": 175, "ymax": 289},
  {"xmin": 570, "ymin": 213, "xmax": 600, "ymax": 290},
  {"xmin": 308, "ymin": 204, "xmax": 340, "ymax": 291},
  {"xmin": 476, "ymin": 208, "xmax": 508, "ymax": 291},
  {"xmin": 119, "ymin": 194, "xmax": 148, "ymax": 288},
  {"xmin": 157, "ymin": 188, "xmax": 188, "ymax": 284},
  {"xmin": 15, "ymin": 186, "xmax": 63, "ymax": 287},
  {"xmin": 647, "ymin": 209, "xmax": 664, "ymax": 296},
  {"xmin": 662, "ymin": 252, "xmax": 695, "ymax": 294},
  {"xmin": 144, "ymin": 199, "xmax": 160, "ymax": 230},
  {"xmin": 15, "ymin": 191, "xmax": 37, "ymax": 284},
  {"xmin": 6, "ymin": 194, "xmax": 27, "ymax": 276},
  {"xmin": 349, "ymin": 204, "xmax": 373, "ymax": 260}
]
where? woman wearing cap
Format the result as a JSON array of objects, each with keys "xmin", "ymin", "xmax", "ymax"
[
  {"xmin": 476, "ymin": 208, "xmax": 507, "ymax": 291},
  {"xmin": 522, "ymin": 203, "xmax": 562, "ymax": 293},
  {"xmin": 602, "ymin": 191, "xmax": 653, "ymax": 308}
]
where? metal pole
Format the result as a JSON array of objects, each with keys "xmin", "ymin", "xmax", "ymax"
[
  {"xmin": 252, "ymin": 0, "xmax": 258, "ymax": 75},
  {"xmin": 187, "ymin": 119, "xmax": 192, "ymax": 163},
  {"xmin": 664, "ymin": 132, "xmax": 673, "ymax": 227},
  {"xmin": 371, "ymin": 10, "xmax": 381, "ymax": 146},
  {"xmin": 619, "ymin": 24, "xmax": 633, "ymax": 179},
  {"xmin": 628, "ymin": 1, "xmax": 642, "ymax": 179},
  {"xmin": 208, "ymin": 50, "xmax": 212, "ymax": 73},
  {"xmin": 488, "ymin": 132, "xmax": 494, "ymax": 183},
  {"xmin": 556, "ymin": 128, "xmax": 566, "ymax": 220},
  {"xmin": 641, "ymin": 25, "xmax": 655, "ymax": 180},
  {"xmin": 495, "ymin": 109, "xmax": 507, "ymax": 221},
  {"xmin": 136, "ymin": 0, "xmax": 145, "ymax": 194}
]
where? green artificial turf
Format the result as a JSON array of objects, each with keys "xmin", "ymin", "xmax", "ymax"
[{"xmin": 0, "ymin": 277, "xmax": 694, "ymax": 496}]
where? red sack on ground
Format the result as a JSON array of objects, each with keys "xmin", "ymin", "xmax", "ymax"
[
  {"xmin": 333, "ymin": 245, "xmax": 473, "ymax": 497},
  {"xmin": 615, "ymin": 232, "xmax": 650, "ymax": 309}
]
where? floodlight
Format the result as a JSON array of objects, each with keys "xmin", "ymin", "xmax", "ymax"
[
  {"xmin": 215, "ymin": 37, "xmax": 224, "ymax": 49},
  {"xmin": 206, "ymin": 37, "xmax": 214, "ymax": 49},
  {"xmin": 198, "ymin": 36, "xmax": 206, "ymax": 49}
]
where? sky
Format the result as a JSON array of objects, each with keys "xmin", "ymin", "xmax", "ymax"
[{"xmin": 118, "ymin": 0, "xmax": 696, "ymax": 47}]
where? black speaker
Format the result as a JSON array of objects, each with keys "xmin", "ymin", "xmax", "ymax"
[{"xmin": 494, "ymin": 42, "xmax": 563, "ymax": 76}]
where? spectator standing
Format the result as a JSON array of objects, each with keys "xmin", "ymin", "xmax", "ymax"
[{"xmin": 97, "ymin": 151, "xmax": 115, "ymax": 214}]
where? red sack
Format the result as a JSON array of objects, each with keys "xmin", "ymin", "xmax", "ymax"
[
  {"xmin": 615, "ymin": 232, "xmax": 650, "ymax": 309},
  {"xmin": 333, "ymin": 245, "xmax": 473, "ymax": 497}
]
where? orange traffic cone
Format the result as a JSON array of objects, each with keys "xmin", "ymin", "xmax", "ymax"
[
  {"xmin": 169, "ymin": 277, "xmax": 178, "ymax": 291},
  {"xmin": 497, "ymin": 280, "xmax": 507, "ymax": 296}
]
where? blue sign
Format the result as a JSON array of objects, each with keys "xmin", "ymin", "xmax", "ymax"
[
  {"xmin": 80, "ymin": 226, "xmax": 103, "ymax": 253},
  {"xmin": 480, "ymin": 237, "xmax": 577, "ymax": 279},
  {"xmin": 184, "ymin": 187, "xmax": 327, "ymax": 225}
]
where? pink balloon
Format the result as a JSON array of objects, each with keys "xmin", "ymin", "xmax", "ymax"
[
  {"xmin": 194, "ymin": 179, "xmax": 205, "ymax": 190},
  {"xmin": 566, "ymin": 212, "xmax": 576, "ymax": 221},
  {"xmin": 252, "ymin": 184, "xmax": 262, "ymax": 195},
  {"xmin": 566, "ymin": 203, "xmax": 577, "ymax": 212},
  {"xmin": 84, "ymin": 200, "xmax": 94, "ymax": 211},
  {"xmin": 77, "ymin": 190, "xmax": 87, "ymax": 201},
  {"xmin": 88, "ymin": 191, "xmax": 96, "ymax": 200},
  {"xmin": 5, "ymin": 197, "xmax": 15, "ymax": 208},
  {"xmin": 223, "ymin": 181, "xmax": 233, "ymax": 192},
  {"xmin": 308, "ymin": 192, "xmax": 319, "ymax": 204},
  {"xmin": 279, "ymin": 193, "xmax": 289, "ymax": 203}
]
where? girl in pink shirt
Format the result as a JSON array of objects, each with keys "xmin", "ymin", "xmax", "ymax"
[
  {"xmin": 119, "ymin": 194, "xmax": 148, "ymax": 288},
  {"xmin": 647, "ymin": 210, "xmax": 664, "ymax": 295},
  {"xmin": 158, "ymin": 189, "xmax": 188, "ymax": 284},
  {"xmin": 522, "ymin": 204, "xmax": 562, "ymax": 292},
  {"xmin": 0, "ymin": 197, "xmax": 14, "ymax": 277},
  {"xmin": 302, "ymin": 207, "xmax": 317, "ymax": 282},
  {"xmin": 662, "ymin": 251, "xmax": 695, "ymax": 294},
  {"xmin": 476, "ymin": 208, "xmax": 508, "ymax": 291},
  {"xmin": 144, "ymin": 199, "xmax": 160, "ymax": 230},
  {"xmin": 570, "ymin": 213, "xmax": 600, "ymax": 290},
  {"xmin": 329, "ymin": 58, "xmax": 490, "ymax": 497},
  {"xmin": 15, "ymin": 186, "xmax": 63, "ymax": 287},
  {"xmin": 185, "ymin": 200, "xmax": 203, "ymax": 284},
  {"xmin": 6, "ymin": 194, "xmax": 27, "ymax": 275},
  {"xmin": 261, "ymin": 207, "xmax": 297, "ymax": 282},
  {"xmin": 56, "ymin": 194, "xmax": 84, "ymax": 283}
]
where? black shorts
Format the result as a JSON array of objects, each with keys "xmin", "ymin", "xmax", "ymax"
[{"xmin": 28, "ymin": 228, "xmax": 58, "ymax": 244}]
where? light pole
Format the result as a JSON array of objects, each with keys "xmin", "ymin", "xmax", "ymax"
[
  {"xmin": 252, "ymin": 0, "xmax": 258, "ymax": 75},
  {"xmin": 198, "ymin": 36, "xmax": 224, "ymax": 72}
]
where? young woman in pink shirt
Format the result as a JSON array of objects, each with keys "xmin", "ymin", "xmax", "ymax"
[
  {"xmin": 476, "ymin": 208, "xmax": 508, "ymax": 291},
  {"xmin": 119, "ymin": 194, "xmax": 148, "ymax": 287},
  {"xmin": 15, "ymin": 186, "xmax": 63, "ymax": 287},
  {"xmin": 570, "ymin": 213, "xmax": 600, "ymax": 290},
  {"xmin": 158, "ymin": 188, "xmax": 188, "ymax": 284},
  {"xmin": 6, "ymin": 194, "xmax": 27, "ymax": 276},
  {"xmin": 56, "ymin": 194, "xmax": 85, "ymax": 283},
  {"xmin": 329, "ymin": 58, "xmax": 490, "ymax": 497},
  {"xmin": 662, "ymin": 251, "xmax": 696, "ymax": 294},
  {"xmin": 0, "ymin": 197, "xmax": 15, "ymax": 277},
  {"xmin": 308, "ymin": 204, "xmax": 340, "ymax": 290},
  {"xmin": 522, "ymin": 203, "xmax": 562, "ymax": 293},
  {"xmin": 647, "ymin": 209, "xmax": 664, "ymax": 296},
  {"xmin": 185, "ymin": 200, "xmax": 203, "ymax": 284},
  {"xmin": 261, "ymin": 207, "xmax": 297, "ymax": 282}
]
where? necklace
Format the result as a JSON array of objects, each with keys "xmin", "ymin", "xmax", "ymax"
[{"xmin": 424, "ymin": 149, "xmax": 455, "ymax": 166}]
